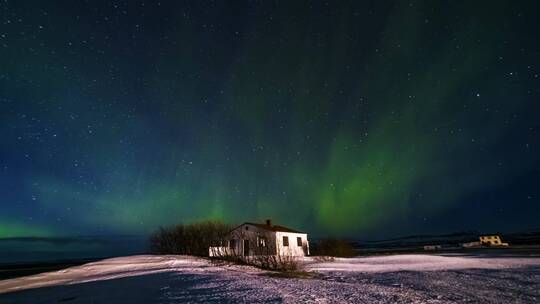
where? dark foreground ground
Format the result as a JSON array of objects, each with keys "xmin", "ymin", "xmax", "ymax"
[
  {"xmin": 1, "ymin": 254, "xmax": 539, "ymax": 303},
  {"xmin": 2, "ymin": 266, "xmax": 540, "ymax": 303}
]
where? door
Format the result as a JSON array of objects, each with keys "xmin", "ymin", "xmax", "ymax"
[{"xmin": 243, "ymin": 239, "xmax": 250, "ymax": 256}]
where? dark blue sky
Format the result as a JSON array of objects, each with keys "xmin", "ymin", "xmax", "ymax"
[{"xmin": 1, "ymin": 1, "xmax": 539, "ymax": 239}]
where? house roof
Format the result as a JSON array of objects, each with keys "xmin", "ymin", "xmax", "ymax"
[{"xmin": 233, "ymin": 222, "xmax": 306, "ymax": 234}]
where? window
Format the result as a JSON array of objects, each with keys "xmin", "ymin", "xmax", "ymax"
[
  {"xmin": 297, "ymin": 237, "xmax": 302, "ymax": 246},
  {"xmin": 283, "ymin": 236, "xmax": 289, "ymax": 246},
  {"xmin": 258, "ymin": 236, "xmax": 267, "ymax": 247},
  {"xmin": 229, "ymin": 239, "xmax": 236, "ymax": 249},
  {"xmin": 245, "ymin": 226, "xmax": 249, "ymax": 230}
]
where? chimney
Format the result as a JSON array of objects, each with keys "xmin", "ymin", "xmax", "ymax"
[{"xmin": 265, "ymin": 219, "xmax": 272, "ymax": 226}]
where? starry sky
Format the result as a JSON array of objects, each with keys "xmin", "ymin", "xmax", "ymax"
[{"xmin": 1, "ymin": 1, "xmax": 539, "ymax": 239}]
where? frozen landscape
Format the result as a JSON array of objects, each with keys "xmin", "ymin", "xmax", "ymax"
[{"xmin": 1, "ymin": 254, "xmax": 539, "ymax": 303}]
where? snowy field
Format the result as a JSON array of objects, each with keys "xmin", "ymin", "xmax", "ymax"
[{"xmin": 1, "ymin": 254, "xmax": 539, "ymax": 303}]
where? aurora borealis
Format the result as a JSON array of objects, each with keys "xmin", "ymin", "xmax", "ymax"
[{"xmin": 1, "ymin": 1, "xmax": 539, "ymax": 239}]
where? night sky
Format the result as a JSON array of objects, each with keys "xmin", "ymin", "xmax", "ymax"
[{"xmin": 1, "ymin": 1, "xmax": 539, "ymax": 239}]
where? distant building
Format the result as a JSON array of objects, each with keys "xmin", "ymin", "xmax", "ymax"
[
  {"xmin": 461, "ymin": 241, "xmax": 482, "ymax": 248},
  {"xmin": 479, "ymin": 235, "xmax": 509, "ymax": 247},
  {"xmin": 209, "ymin": 220, "xmax": 309, "ymax": 257},
  {"xmin": 423, "ymin": 245, "xmax": 442, "ymax": 251}
]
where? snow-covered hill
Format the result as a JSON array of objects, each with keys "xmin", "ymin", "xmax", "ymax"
[{"xmin": 1, "ymin": 254, "xmax": 539, "ymax": 303}]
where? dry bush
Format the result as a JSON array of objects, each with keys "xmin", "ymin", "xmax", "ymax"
[
  {"xmin": 150, "ymin": 220, "xmax": 232, "ymax": 256},
  {"xmin": 273, "ymin": 254, "xmax": 303, "ymax": 272},
  {"xmin": 310, "ymin": 238, "xmax": 356, "ymax": 257},
  {"xmin": 248, "ymin": 236, "xmax": 303, "ymax": 272},
  {"xmin": 249, "ymin": 253, "xmax": 303, "ymax": 272}
]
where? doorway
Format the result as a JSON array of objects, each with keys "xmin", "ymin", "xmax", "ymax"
[{"xmin": 243, "ymin": 239, "xmax": 250, "ymax": 256}]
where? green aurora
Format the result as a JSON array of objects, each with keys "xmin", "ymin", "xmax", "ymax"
[{"xmin": 0, "ymin": 1, "xmax": 539, "ymax": 238}]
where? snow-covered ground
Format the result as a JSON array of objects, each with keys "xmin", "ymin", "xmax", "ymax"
[{"xmin": 1, "ymin": 254, "xmax": 539, "ymax": 303}]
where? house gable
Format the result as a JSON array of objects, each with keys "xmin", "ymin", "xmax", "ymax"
[
  {"xmin": 230, "ymin": 222, "xmax": 306, "ymax": 234},
  {"xmin": 210, "ymin": 221, "xmax": 309, "ymax": 257}
]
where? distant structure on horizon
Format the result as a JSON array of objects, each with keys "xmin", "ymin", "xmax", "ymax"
[
  {"xmin": 479, "ymin": 235, "xmax": 509, "ymax": 247},
  {"xmin": 209, "ymin": 219, "xmax": 309, "ymax": 257},
  {"xmin": 423, "ymin": 245, "xmax": 442, "ymax": 251},
  {"xmin": 461, "ymin": 241, "xmax": 482, "ymax": 248}
]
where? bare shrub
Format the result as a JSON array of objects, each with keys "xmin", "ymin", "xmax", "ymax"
[
  {"xmin": 273, "ymin": 254, "xmax": 303, "ymax": 272},
  {"xmin": 310, "ymin": 238, "xmax": 356, "ymax": 257},
  {"xmin": 249, "ymin": 252, "xmax": 303, "ymax": 272},
  {"xmin": 150, "ymin": 220, "xmax": 232, "ymax": 256}
]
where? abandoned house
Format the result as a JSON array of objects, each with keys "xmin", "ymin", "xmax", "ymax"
[{"xmin": 209, "ymin": 220, "xmax": 309, "ymax": 257}]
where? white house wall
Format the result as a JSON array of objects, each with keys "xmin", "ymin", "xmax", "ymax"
[
  {"xmin": 275, "ymin": 231, "xmax": 309, "ymax": 256},
  {"xmin": 227, "ymin": 224, "xmax": 309, "ymax": 257}
]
